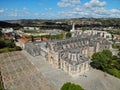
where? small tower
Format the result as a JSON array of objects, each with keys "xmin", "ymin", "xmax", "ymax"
[
  {"xmin": 72, "ymin": 23, "xmax": 75, "ymax": 31},
  {"xmin": 70, "ymin": 23, "xmax": 76, "ymax": 37}
]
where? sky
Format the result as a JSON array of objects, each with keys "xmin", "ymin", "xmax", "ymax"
[{"xmin": 0, "ymin": 0, "xmax": 120, "ymax": 20}]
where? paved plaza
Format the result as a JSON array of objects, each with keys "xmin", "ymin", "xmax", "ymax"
[
  {"xmin": 0, "ymin": 51, "xmax": 55, "ymax": 90},
  {"xmin": 22, "ymin": 50, "xmax": 120, "ymax": 90},
  {"xmin": 1, "ymin": 50, "xmax": 120, "ymax": 90}
]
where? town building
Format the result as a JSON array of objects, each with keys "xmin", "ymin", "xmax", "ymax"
[
  {"xmin": 114, "ymin": 35, "xmax": 120, "ymax": 40},
  {"xmin": 70, "ymin": 24, "xmax": 112, "ymax": 40},
  {"xmin": 83, "ymin": 30, "xmax": 112, "ymax": 40},
  {"xmin": 2, "ymin": 28, "xmax": 14, "ymax": 33},
  {"xmin": 25, "ymin": 41, "xmax": 47, "ymax": 57},
  {"xmin": 2, "ymin": 33, "xmax": 14, "ymax": 40},
  {"xmin": 17, "ymin": 38, "xmax": 29, "ymax": 49},
  {"xmin": 23, "ymin": 27, "xmax": 40, "ymax": 30},
  {"xmin": 17, "ymin": 37, "xmax": 47, "ymax": 49},
  {"xmin": 25, "ymin": 41, "xmax": 41, "ymax": 56}
]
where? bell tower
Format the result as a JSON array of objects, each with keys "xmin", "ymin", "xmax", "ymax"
[{"xmin": 70, "ymin": 23, "xmax": 76, "ymax": 37}]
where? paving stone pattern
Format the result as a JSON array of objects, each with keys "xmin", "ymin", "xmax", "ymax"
[{"xmin": 0, "ymin": 51, "xmax": 55, "ymax": 90}]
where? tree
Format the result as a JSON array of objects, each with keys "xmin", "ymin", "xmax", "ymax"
[
  {"xmin": 0, "ymin": 30, "xmax": 2, "ymax": 37},
  {"xmin": 31, "ymin": 35, "xmax": 34, "ymax": 42},
  {"xmin": 0, "ymin": 39, "xmax": 6, "ymax": 49},
  {"xmin": 61, "ymin": 82, "xmax": 84, "ymax": 90},
  {"xmin": 102, "ymin": 49, "xmax": 112, "ymax": 59},
  {"xmin": 14, "ymin": 34, "xmax": 18, "ymax": 42},
  {"xmin": 56, "ymin": 34, "xmax": 64, "ymax": 39},
  {"xmin": 118, "ymin": 52, "xmax": 120, "ymax": 57},
  {"xmin": 91, "ymin": 52, "xmax": 108, "ymax": 70},
  {"xmin": 112, "ymin": 55, "xmax": 118, "ymax": 60},
  {"xmin": 66, "ymin": 32, "xmax": 71, "ymax": 38},
  {"xmin": 7, "ymin": 39, "xmax": 15, "ymax": 48},
  {"xmin": 15, "ymin": 46, "xmax": 22, "ymax": 51}
]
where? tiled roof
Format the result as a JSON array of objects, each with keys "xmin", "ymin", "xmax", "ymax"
[
  {"xmin": 2, "ymin": 33, "xmax": 13, "ymax": 39},
  {"xmin": 19, "ymin": 38, "xmax": 28, "ymax": 44},
  {"xmin": 116, "ymin": 36, "xmax": 120, "ymax": 39},
  {"xmin": 41, "ymin": 37, "xmax": 47, "ymax": 41},
  {"xmin": 22, "ymin": 34, "xmax": 31, "ymax": 36},
  {"xmin": 19, "ymin": 37, "xmax": 48, "ymax": 44},
  {"xmin": 29, "ymin": 37, "xmax": 48, "ymax": 41}
]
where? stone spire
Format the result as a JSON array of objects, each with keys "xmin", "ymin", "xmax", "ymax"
[
  {"xmin": 70, "ymin": 23, "xmax": 75, "ymax": 37},
  {"xmin": 71, "ymin": 23, "xmax": 75, "ymax": 32},
  {"xmin": 72, "ymin": 23, "xmax": 75, "ymax": 31}
]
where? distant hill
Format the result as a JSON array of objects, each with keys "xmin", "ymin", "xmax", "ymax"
[
  {"xmin": 1, "ymin": 18, "xmax": 120, "ymax": 31},
  {"xmin": 5, "ymin": 18, "xmax": 120, "ymax": 27},
  {"xmin": 0, "ymin": 21, "xmax": 22, "ymax": 29}
]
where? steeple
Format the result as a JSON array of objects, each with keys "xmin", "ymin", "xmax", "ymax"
[
  {"xmin": 71, "ymin": 23, "xmax": 75, "ymax": 32},
  {"xmin": 72, "ymin": 23, "xmax": 75, "ymax": 31},
  {"xmin": 70, "ymin": 23, "xmax": 76, "ymax": 37}
]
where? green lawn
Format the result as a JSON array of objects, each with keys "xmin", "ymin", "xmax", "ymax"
[
  {"xmin": 0, "ymin": 46, "xmax": 22, "ymax": 53},
  {"xmin": 107, "ymin": 68, "xmax": 120, "ymax": 78}
]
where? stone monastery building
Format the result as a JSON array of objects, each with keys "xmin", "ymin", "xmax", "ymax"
[
  {"xmin": 24, "ymin": 24, "xmax": 111, "ymax": 77},
  {"xmin": 47, "ymin": 24, "xmax": 111, "ymax": 77}
]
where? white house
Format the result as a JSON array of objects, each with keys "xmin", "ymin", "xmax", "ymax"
[
  {"xmin": 83, "ymin": 30, "xmax": 112, "ymax": 39},
  {"xmin": 2, "ymin": 28, "xmax": 14, "ymax": 33},
  {"xmin": 23, "ymin": 27, "xmax": 40, "ymax": 30}
]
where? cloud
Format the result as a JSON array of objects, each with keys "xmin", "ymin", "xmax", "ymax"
[
  {"xmin": 110, "ymin": 9, "xmax": 120, "ymax": 13},
  {"xmin": 84, "ymin": 0, "xmax": 106, "ymax": 8},
  {"xmin": 8, "ymin": 8, "xmax": 31, "ymax": 17},
  {"xmin": 45, "ymin": 8, "xmax": 53, "ymax": 11},
  {"xmin": 0, "ymin": 9, "xmax": 4, "ymax": 13},
  {"xmin": 57, "ymin": 0, "xmax": 120, "ymax": 18},
  {"xmin": 9, "ymin": 13, "xmax": 18, "ymax": 17},
  {"xmin": 1, "ymin": 0, "xmax": 120, "ymax": 20},
  {"xmin": 57, "ymin": 0, "xmax": 81, "ymax": 7}
]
